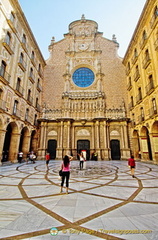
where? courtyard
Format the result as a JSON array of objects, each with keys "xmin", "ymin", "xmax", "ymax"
[{"xmin": 0, "ymin": 160, "xmax": 158, "ymax": 240}]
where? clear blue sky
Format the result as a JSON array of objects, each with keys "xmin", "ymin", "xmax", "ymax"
[{"xmin": 18, "ymin": 0, "xmax": 146, "ymax": 60}]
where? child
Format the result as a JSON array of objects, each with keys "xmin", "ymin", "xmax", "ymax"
[{"xmin": 128, "ymin": 155, "xmax": 136, "ymax": 178}]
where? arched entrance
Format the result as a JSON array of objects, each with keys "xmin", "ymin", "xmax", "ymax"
[
  {"xmin": 48, "ymin": 139, "xmax": 57, "ymax": 159},
  {"xmin": 140, "ymin": 126, "xmax": 152, "ymax": 160},
  {"xmin": 151, "ymin": 121, "xmax": 158, "ymax": 161},
  {"xmin": 132, "ymin": 130, "xmax": 140, "ymax": 158},
  {"xmin": 77, "ymin": 140, "xmax": 90, "ymax": 160},
  {"xmin": 110, "ymin": 139, "xmax": 120, "ymax": 160},
  {"xmin": 2, "ymin": 122, "xmax": 19, "ymax": 162},
  {"xmin": 2, "ymin": 124, "xmax": 12, "ymax": 162}
]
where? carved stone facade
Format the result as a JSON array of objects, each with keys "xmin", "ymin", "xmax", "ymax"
[{"xmin": 39, "ymin": 16, "xmax": 130, "ymax": 160}]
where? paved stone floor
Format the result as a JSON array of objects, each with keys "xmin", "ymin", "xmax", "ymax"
[{"xmin": 0, "ymin": 160, "xmax": 158, "ymax": 240}]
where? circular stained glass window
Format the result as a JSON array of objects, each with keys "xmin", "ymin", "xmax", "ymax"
[{"xmin": 72, "ymin": 67, "xmax": 94, "ymax": 87}]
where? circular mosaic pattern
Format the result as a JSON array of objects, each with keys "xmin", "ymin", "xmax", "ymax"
[{"xmin": 72, "ymin": 67, "xmax": 95, "ymax": 87}]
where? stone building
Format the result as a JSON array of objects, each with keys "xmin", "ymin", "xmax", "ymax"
[
  {"xmin": 123, "ymin": 0, "xmax": 158, "ymax": 163},
  {"xmin": 0, "ymin": 0, "xmax": 45, "ymax": 164},
  {"xmin": 39, "ymin": 15, "xmax": 130, "ymax": 160}
]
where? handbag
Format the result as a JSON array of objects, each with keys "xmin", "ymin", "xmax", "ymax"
[{"xmin": 59, "ymin": 170, "xmax": 63, "ymax": 176}]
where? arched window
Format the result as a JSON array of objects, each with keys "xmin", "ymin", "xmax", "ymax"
[
  {"xmin": 154, "ymin": 5, "xmax": 158, "ymax": 18},
  {"xmin": 0, "ymin": 60, "xmax": 7, "ymax": 77},
  {"xmin": 10, "ymin": 12, "xmax": 15, "ymax": 23},
  {"xmin": 22, "ymin": 34, "xmax": 26, "ymax": 44},
  {"xmin": 143, "ymin": 30, "xmax": 147, "ymax": 40},
  {"xmin": 13, "ymin": 100, "xmax": 18, "ymax": 115},
  {"xmin": 6, "ymin": 32, "xmax": 11, "ymax": 45},
  {"xmin": 19, "ymin": 52, "xmax": 24, "ymax": 64},
  {"xmin": 16, "ymin": 77, "xmax": 21, "ymax": 91},
  {"xmin": 31, "ymin": 51, "xmax": 35, "ymax": 60},
  {"xmin": 30, "ymin": 67, "xmax": 33, "ymax": 77},
  {"xmin": 134, "ymin": 48, "xmax": 138, "ymax": 57}
]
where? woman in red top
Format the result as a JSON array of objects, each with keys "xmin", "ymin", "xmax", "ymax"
[
  {"xmin": 128, "ymin": 155, "xmax": 136, "ymax": 178},
  {"xmin": 45, "ymin": 152, "xmax": 50, "ymax": 170}
]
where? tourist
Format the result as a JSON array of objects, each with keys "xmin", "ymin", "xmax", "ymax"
[
  {"xmin": 60, "ymin": 155, "xmax": 73, "ymax": 194},
  {"xmin": 128, "ymin": 155, "xmax": 136, "ymax": 178},
  {"xmin": 45, "ymin": 152, "xmax": 50, "ymax": 170}
]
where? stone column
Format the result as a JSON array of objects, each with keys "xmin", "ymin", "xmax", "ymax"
[
  {"xmin": 95, "ymin": 120, "xmax": 101, "ymax": 160},
  {"xmin": 0, "ymin": 130, "xmax": 6, "ymax": 165},
  {"xmin": 56, "ymin": 121, "xmax": 63, "ymax": 159},
  {"xmin": 9, "ymin": 132, "xmax": 20, "ymax": 163},
  {"xmin": 38, "ymin": 122, "xmax": 47, "ymax": 159}
]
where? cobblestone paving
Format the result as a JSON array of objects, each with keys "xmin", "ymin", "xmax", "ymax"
[{"xmin": 0, "ymin": 160, "xmax": 158, "ymax": 240}]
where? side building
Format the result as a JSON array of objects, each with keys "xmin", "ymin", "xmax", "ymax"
[
  {"xmin": 0, "ymin": 0, "xmax": 45, "ymax": 163},
  {"xmin": 123, "ymin": 0, "xmax": 158, "ymax": 163},
  {"xmin": 39, "ymin": 15, "xmax": 131, "ymax": 160}
]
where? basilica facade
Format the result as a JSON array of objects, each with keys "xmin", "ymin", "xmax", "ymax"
[{"xmin": 38, "ymin": 15, "xmax": 130, "ymax": 160}]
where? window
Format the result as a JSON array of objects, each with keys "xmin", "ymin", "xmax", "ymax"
[
  {"xmin": 152, "ymin": 98, "xmax": 157, "ymax": 111},
  {"xmin": 143, "ymin": 30, "xmax": 147, "ymax": 40},
  {"xmin": 134, "ymin": 48, "xmax": 138, "ymax": 57},
  {"xmin": 16, "ymin": 77, "xmax": 21, "ymax": 91},
  {"xmin": 72, "ymin": 67, "xmax": 95, "ymax": 87},
  {"xmin": 31, "ymin": 51, "xmax": 35, "ymax": 61},
  {"xmin": 6, "ymin": 32, "xmax": 11, "ymax": 45},
  {"xmin": 10, "ymin": 12, "xmax": 15, "ymax": 23},
  {"xmin": 0, "ymin": 61, "xmax": 7, "ymax": 77},
  {"xmin": 13, "ymin": 100, "xmax": 18, "ymax": 115},
  {"xmin": 22, "ymin": 34, "xmax": 26, "ymax": 44},
  {"xmin": 138, "ymin": 87, "xmax": 142, "ymax": 100},
  {"xmin": 30, "ymin": 68, "xmax": 33, "ymax": 77},
  {"xmin": 19, "ymin": 53, "xmax": 24, "ymax": 64},
  {"xmin": 131, "ymin": 96, "xmax": 134, "ymax": 107},
  {"xmin": 154, "ymin": 6, "xmax": 158, "ymax": 18},
  {"xmin": 25, "ymin": 108, "xmax": 29, "ymax": 121}
]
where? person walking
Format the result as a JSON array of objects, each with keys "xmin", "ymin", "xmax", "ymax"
[
  {"xmin": 45, "ymin": 152, "xmax": 50, "ymax": 170},
  {"xmin": 60, "ymin": 155, "xmax": 73, "ymax": 194},
  {"xmin": 18, "ymin": 151, "xmax": 23, "ymax": 163},
  {"xmin": 78, "ymin": 152, "xmax": 85, "ymax": 170},
  {"xmin": 128, "ymin": 155, "xmax": 136, "ymax": 178}
]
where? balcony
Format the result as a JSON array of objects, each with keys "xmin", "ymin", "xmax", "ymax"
[
  {"xmin": 38, "ymin": 69, "xmax": 43, "ymax": 78},
  {"xmin": 21, "ymin": 42, "xmax": 28, "ymax": 53},
  {"xmin": 145, "ymin": 81, "xmax": 154, "ymax": 95},
  {"xmin": 27, "ymin": 95, "xmax": 33, "ymax": 105},
  {"xmin": 15, "ymin": 85, "xmax": 24, "ymax": 97},
  {"xmin": 154, "ymin": 39, "xmax": 158, "ymax": 51},
  {"xmin": 35, "ymin": 103, "xmax": 41, "ymax": 112},
  {"xmin": 138, "ymin": 114, "xmax": 145, "ymax": 123},
  {"xmin": 0, "ymin": 99, "xmax": 7, "ymax": 112},
  {"xmin": 29, "ymin": 73, "xmax": 35, "ymax": 83},
  {"xmin": 18, "ymin": 59, "xmax": 27, "ymax": 72},
  {"xmin": 149, "ymin": 107, "xmax": 157, "ymax": 117},
  {"xmin": 7, "ymin": 15, "xmax": 17, "ymax": 33},
  {"xmin": 142, "ymin": 55, "xmax": 151, "ymax": 69},
  {"xmin": 2, "ymin": 39, "xmax": 14, "ymax": 55},
  {"xmin": 127, "ymin": 81, "xmax": 132, "ymax": 91},
  {"xmin": 131, "ymin": 55, "xmax": 138, "ymax": 64},
  {"xmin": 139, "ymin": 37, "xmax": 147, "ymax": 50},
  {"xmin": 0, "ymin": 69, "xmax": 11, "ymax": 85},
  {"xmin": 133, "ymin": 70, "xmax": 140, "ymax": 82},
  {"xmin": 25, "ymin": 115, "xmax": 32, "ymax": 123},
  {"xmin": 12, "ymin": 108, "xmax": 21, "ymax": 118},
  {"xmin": 136, "ymin": 93, "xmax": 142, "ymax": 104},
  {"xmin": 128, "ymin": 102, "xmax": 134, "ymax": 110},
  {"xmin": 150, "ymin": 12, "xmax": 158, "ymax": 28}
]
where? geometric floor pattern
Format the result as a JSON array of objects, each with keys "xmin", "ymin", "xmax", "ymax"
[{"xmin": 0, "ymin": 160, "xmax": 158, "ymax": 240}]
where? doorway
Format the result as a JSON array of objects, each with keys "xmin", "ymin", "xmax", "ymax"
[
  {"xmin": 47, "ymin": 140, "xmax": 57, "ymax": 159},
  {"xmin": 77, "ymin": 140, "xmax": 90, "ymax": 160},
  {"xmin": 110, "ymin": 139, "xmax": 120, "ymax": 160}
]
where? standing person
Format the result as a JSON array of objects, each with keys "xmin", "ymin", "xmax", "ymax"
[
  {"xmin": 60, "ymin": 155, "xmax": 73, "ymax": 194},
  {"xmin": 128, "ymin": 155, "xmax": 136, "ymax": 178},
  {"xmin": 18, "ymin": 151, "xmax": 23, "ymax": 163},
  {"xmin": 45, "ymin": 152, "xmax": 50, "ymax": 170},
  {"xmin": 78, "ymin": 152, "xmax": 85, "ymax": 170}
]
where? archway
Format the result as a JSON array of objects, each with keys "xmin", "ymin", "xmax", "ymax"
[
  {"xmin": 77, "ymin": 140, "xmax": 90, "ymax": 160},
  {"xmin": 140, "ymin": 126, "xmax": 152, "ymax": 160},
  {"xmin": 47, "ymin": 139, "xmax": 57, "ymax": 159},
  {"xmin": 2, "ymin": 122, "xmax": 19, "ymax": 162},
  {"xmin": 151, "ymin": 121, "xmax": 158, "ymax": 161},
  {"xmin": 110, "ymin": 139, "xmax": 120, "ymax": 160}
]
